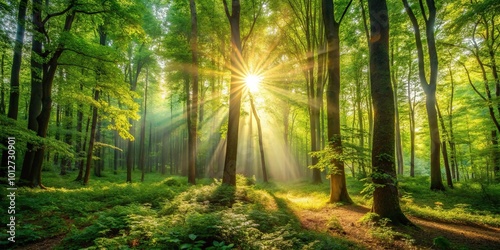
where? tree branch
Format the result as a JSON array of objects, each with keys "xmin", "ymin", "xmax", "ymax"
[
  {"xmin": 63, "ymin": 48, "xmax": 115, "ymax": 63},
  {"xmin": 338, "ymin": 0, "xmax": 354, "ymax": 24},
  {"xmin": 461, "ymin": 63, "xmax": 487, "ymax": 101},
  {"xmin": 74, "ymin": 9, "xmax": 107, "ymax": 15},
  {"xmin": 402, "ymin": 0, "xmax": 429, "ymax": 92},
  {"xmin": 57, "ymin": 63, "xmax": 99, "ymax": 72},
  {"xmin": 222, "ymin": 0, "xmax": 231, "ymax": 19},
  {"xmin": 42, "ymin": 3, "xmax": 75, "ymax": 24},
  {"xmin": 242, "ymin": 0, "xmax": 264, "ymax": 50},
  {"xmin": 418, "ymin": 0, "xmax": 428, "ymax": 23}
]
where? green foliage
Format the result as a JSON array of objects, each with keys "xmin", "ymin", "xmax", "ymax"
[
  {"xmin": 399, "ymin": 176, "xmax": 500, "ymax": 227},
  {"xmin": 0, "ymin": 116, "xmax": 73, "ymax": 157},
  {"xmin": 309, "ymin": 145, "xmax": 343, "ymax": 175},
  {"xmin": 3, "ymin": 172, "xmax": 356, "ymax": 249},
  {"xmin": 358, "ymin": 212, "xmax": 381, "ymax": 225},
  {"xmin": 433, "ymin": 236, "xmax": 451, "ymax": 250},
  {"xmin": 326, "ymin": 216, "xmax": 344, "ymax": 233},
  {"xmin": 163, "ymin": 176, "xmax": 185, "ymax": 187},
  {"xmin": 206, "ymin": 240, "xmax": 234, "ymax": 250},
  {"xmin": 5, "ymin": 171, "xmax": 500, "ymax": 249},
  {"xmin": 358, "ymin": 215, "xmax": 414, "ymax": 245},
  {"xmin": 180, "ymin": 234, "xmax": 206, "ymax": 250}
]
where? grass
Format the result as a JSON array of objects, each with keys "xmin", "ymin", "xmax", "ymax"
[
  {"xmin": 0, "ymin": 171, "xmax": 358, "ymax": 250},
  {"xmin": 398, "ymin": 176, "xmax": 500, "ymax": 227},
  {"xmin": 1, "ymin": 170, "xmax": 499, "ymax": 249}
]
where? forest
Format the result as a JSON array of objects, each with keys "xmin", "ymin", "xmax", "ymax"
[{"xmin": 0, "ymin": 0, "xmax": 500, "ymax": 249}]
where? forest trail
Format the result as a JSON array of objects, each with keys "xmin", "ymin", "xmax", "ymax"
[{"xmin": 295, "ymin": 204, "xmax": 500, "ymax": 250}]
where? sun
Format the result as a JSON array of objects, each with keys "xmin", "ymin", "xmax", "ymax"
[{"xmin": 244, "ymin": 74, "xmax": 262, "ymax": 93}]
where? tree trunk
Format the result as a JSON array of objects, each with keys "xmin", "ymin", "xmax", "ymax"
[
  {"xmin": 436, "ymin": 103, "xmax": 453, "ymax": 188},
  {"xmin": 126, "ymin": 48, "xmax": 145, "ymax": 183},
  {"xmin": 322, "ymin": 0, "xmax": 353, "ymax": 203},
  {"xmin": 188, "ymin": 0, "xmax": 198, "ymax": 185},
  {"xmin": 447, "ymin": 65, "xmax": 457, "ymax": 180},
  {"xmin": 403, "ymin": 0, "xmax": 444, "ymax": 191},
  {"xmin": 60, "ymin": 104, "xmax": 73, "ymax": 175},
  {"xmin": 20, "ymin": 0, "xmax": 43, "ymax": 187},
  {"xmin": 83, "ymin": 90, "xmax": 100, "ymax": 185},
  {"xmin": 222, "ymin": 0, "xmax": 243, "ymax": 186},
  {"xmin": 249, "ymin": 94, "xmax": 268, "ymax": 182},
  {"xmin": 0, "ymin": 53, "xmax": 4, "ymax": 114},
  {"xmin": 391, "ymin": 44, "xmax": 404, "ymax": 175},
  {"xmin": 492, "ymin": 131, "xmax": 500, "ymax": 182},
  {"xmin": 368, "ymin": 0, "xmax": 411, "ymax": 225},
  {"xmin": 84, "ymin": 26, "xmax": 106, "ymax": 184},
  {"xmin": 75, "ymin": 111, "xmax": 91, "ymax": 181},
  {"xmin": 139, "ymin": 68, "xmax": 148, "ymax": 182},
  {"xmin": 0, "ymin": 0, "xmax": 28, "ymax": 175}
]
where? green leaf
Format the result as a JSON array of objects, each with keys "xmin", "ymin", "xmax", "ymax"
[{"xmin": 188, "ymin": 233, "xmax": 197, "ymax": 241}]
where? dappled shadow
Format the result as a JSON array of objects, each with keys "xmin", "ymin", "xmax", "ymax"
[
  {"xmin": 400, "ymin": 216, "xmax": 500, "ymax": 250},
  {"xmin": 266, "ymin": 192, "xmax": 363, "ymax": 249},
  {"xmin": 261, "ymin": 182, "xmax": 500, "ymax": 250}
]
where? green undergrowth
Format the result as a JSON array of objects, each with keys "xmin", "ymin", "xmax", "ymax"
[
  {"xmin": 259, "ymin": 175, "xmax": 500, "ymax": 228},
  {"xmin": 358, "ymin": 213, "xmax": 414, "ymax": 246},
  {"xmin": 398, "ymin": 176, "xmax": 500, "ymax": 227},
  {"xmin": 1, "ymin": 172, "xmax": 358, "ymax": 249},
  {"xmin": 0, "ymin": 171, "xmax": 189, "ymax": 248},
  {"xmin": 2, "ymin": 171, "xmax": 499, "ymax": 249},
  {"xmin": 58, "ymin": 174, "xmax": 357, "ymax": 249}
]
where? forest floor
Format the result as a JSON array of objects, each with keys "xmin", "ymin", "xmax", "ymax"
[
  {"xmin": 2, "ymin": 173, "xmax": 500, "ymax": 250},
  {"xmin": 294, "ymin": 204, "xmax": 500, "ymax": 250},
  {"xmin": 271, "ymin": 176, "xmax": 500, "ymax": 250}
]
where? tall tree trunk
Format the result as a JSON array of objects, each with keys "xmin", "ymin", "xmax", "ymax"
[
  {"xmin": 114, "ymin": 130, "xmax": 119, "ymax": 174},
  {"xmin": 360, "ymin": 0, "xmax": 373, "ymax": 160},
  {"xmin": 125, "ymin": 46, "xmax": 145, "ymax": 183},
  {"xmin": 84, "ymin": 26, "xmax": 106, "ymax": 184},
  {"xmin": 322, "ymin": 0, "xmax": 353, "ymax": 203},
  {"xmin": 406, "ymin": 57, "xmax": 416, "ymax": 177},
  {"xmin": 75, "ymin": 111, "xmax": 91, "ymax": 181},
  {"xmin": 20, "ymin": 0, "xmax": 43, "ymax": 187},
  {"xmin": 139, "ymin": 68, "xmax": 148, "ymax": 182},
  {"xmin": 249, "ymin": 94, "xmax": 268, "ymax": 182},
  {"xmin": 492, "ymin": 131, "xmax": 500, "ymax": 182},
  {"xmin": 436, "ymin": 103, "xmax": 453, "ymax": 188},
  {"xmin": 285, "ymin": 0, "xmax": 323, "ymax": 184},
  {"xmin": 0, "ymin": 53, "xmax": 4, "ymax": 114},
  {"xmin": 60, "ymin": 104, "xmax": 73, "ymax": 175},
  {"xmin": 368, "ymin": 0, "xmax": 411, "ymax": 225},
  {"xmin": 83, "ymin": 90, "xmax": 99, "ymax": 185},
  {"xmin": 222, "ymin": 0, "xmax": 243, "ymax": 186},
  {"xmin": 403, "ymin": 0, "xmax": 445, "ymax": 191},
  {"xmin": 0, "ymin": 0, "xmax": 28, "ymax": 175},
  {"xmin": 447, "ymin": 65, "xmax": 457, "ymax": 180},
  {"xmin": 188, "ymin": 0, "xmax": 198, "ymax": 185},
  {"xmin": 54, "ymin": 103, "xmax": 61, "ymax": 166},
  {"xmin": 355, "ymin": 71, "xmax": 366, "ymax": 177},
  {"xmin": 391, "ymin": 44, "xmax": 404, "ymax": 175}
]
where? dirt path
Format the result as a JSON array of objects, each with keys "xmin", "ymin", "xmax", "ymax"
[{"xmin": 295, "ymin": 204, "xmax": 500, "ymax": 250}]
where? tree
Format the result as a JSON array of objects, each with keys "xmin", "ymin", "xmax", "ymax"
[
  {"xmin": 188, "ymin": 0, "xmax": 199, "ymax": 185},
  {"xmin": 402, "ymin": 0, "xmax": 445, "ymax": 191},
  {"xmin": 222, "ymin": 0, "xmax": 243, "ymax": 186},
  {"xmin": 139, "ymin": 67, "xmax": 149, "ymax": 182},
  {"xmin": 368, "ymin": 0, "xmax": 411, "ymax": 225},
  {"xmin": 248, "ymin": 92, "xmax": 268, "ymax": 182},
  {"xmin": 321, "ymin": 0, "xmax": 353, "ymax": 203},
  {"xmin": 453, "ymin": 0, "xmax": 500, "ymax": 181},
  {"xmin": 285, "ymin": 0, "xmax": 325, "ymax": 183},
  {"xmin": 21, "ymin": 0, "xmax": 70, "ymax": 188},
  {"xmin": 0, "ymin": 0, "xmax": 28, "ymax": 176}
]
